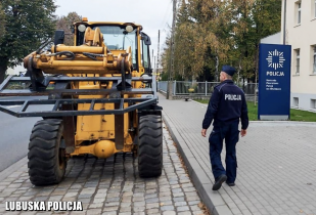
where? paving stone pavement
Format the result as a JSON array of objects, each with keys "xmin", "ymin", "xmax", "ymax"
[
  {"xmin": 159, "ymin": 93, "xmax": 316, "ymax": 215},
  {"xmin": 0, "ymin": 123, "xmax": 207, "ymax": 215}
]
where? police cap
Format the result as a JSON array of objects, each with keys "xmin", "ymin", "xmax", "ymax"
[{"xmin": 222, "ymin": 65, "xmax": 236, "ymax": 76}]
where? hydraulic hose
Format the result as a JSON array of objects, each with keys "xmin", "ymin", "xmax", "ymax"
[
  {"xmin": 47, "ymin": 51, "xmax": 76, "ymax": 60},
  {"xmin": 82, "ymin": 52, "xmax": 105, "ymax": 61}
]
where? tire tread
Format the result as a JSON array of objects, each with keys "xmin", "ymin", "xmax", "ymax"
[{"xmin": 138, "ymin": 114, "xmax": 163, "ymax": 178}]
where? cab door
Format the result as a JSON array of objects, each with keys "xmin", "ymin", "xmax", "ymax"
[{"xmin": 140, "ymin": 32, "xmax": 152, "ymax": 75}]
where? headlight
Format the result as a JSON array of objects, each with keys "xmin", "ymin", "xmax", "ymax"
[
  {"xmin": 78, "ymin": 24, "xmax": 87, "ymax": 33},
  {"xmin": 125, "ymin": 25, "xmax": 134, "ymax": 33}
]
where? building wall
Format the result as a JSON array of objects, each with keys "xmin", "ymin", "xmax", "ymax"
[
  {"xmin": 6, "ymin": 68, "xmax": 16, "ymax": 75},
  {"xmin": 260, "ymin": 32, "xmax": 281, "ymax": 45},
  {"xmin": 281, "ymin": 0, "xmax": 316, "ymax": 112},
  {"xmin": 291, "ymin": 92, "xmax": 316, "ymax": 112},
  {"xmin": 5, "ymin": 63, "xmax": 26, "ymax": 76}
]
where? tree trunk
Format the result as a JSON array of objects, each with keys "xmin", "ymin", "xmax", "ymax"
[
  {"xmin": 254, "ymin": 44, "xmax": 259, "ymax": 106},
  {"xmin": 215, "ymin": 55, "xmax": 219, "ymax": 82},
  {"xmin": 237, "ymin": 57, "xmax": 242, "ymax": 86},
  {"xmin": 0, "ymin": 57, "xmax": 9, "ymax": 84}
]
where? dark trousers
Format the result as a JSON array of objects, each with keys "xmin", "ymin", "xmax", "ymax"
[{"xmin": 209, "ymin": 122, "xmax": 239, "ymax": 183}]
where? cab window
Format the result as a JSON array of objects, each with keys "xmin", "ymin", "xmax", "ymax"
[
  {"xmin": 142, "ymin": 40, "xmax": 149, "ymax": 69},
  {"xmin": 140, "ymin": 33, "xmax": 152, "ymax": 74}
]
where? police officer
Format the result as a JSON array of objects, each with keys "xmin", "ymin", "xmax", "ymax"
[{"xmin": 201, "ymin": 65, "xmax": 249, "ymax": 191}]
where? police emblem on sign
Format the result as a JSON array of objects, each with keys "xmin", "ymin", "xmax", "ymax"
[{"xmin": 266, "ymin": 49, "xmax": 286, "ymax": 70}]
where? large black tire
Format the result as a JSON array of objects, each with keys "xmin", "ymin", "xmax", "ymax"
[
  {"xmin": 138, "ymin": 114, "xmax": 163, "ymax": 178},
  {"xmin": 28, "ymin": 119, "xmax": 67, "ymax": 186}
]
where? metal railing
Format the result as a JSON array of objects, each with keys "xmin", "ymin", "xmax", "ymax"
[
  {"xmin": 158, "ymin": 81, "xmax": 258, "ymax": 96},
  {"xmin": 157, "ymin": 81, "xmax": 168, "ymax": 93}
]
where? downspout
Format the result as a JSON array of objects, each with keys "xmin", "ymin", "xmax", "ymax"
[{"xmin": 283, "ymin": 0, "xmax": 287, "ymax": 45}]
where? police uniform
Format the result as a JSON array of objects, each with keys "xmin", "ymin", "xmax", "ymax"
[{"xmin": 202, "ymin": 66, "xmax": 249, "ymax": 190}]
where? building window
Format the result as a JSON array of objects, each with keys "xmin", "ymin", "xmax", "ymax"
[
  {"xmin": 293, "ymin": 97, "xmax": 299, "ymax": 107},
  {"xmin": 296, "ymin": 2, "xmax": 302, "ymax": 24},
  {"xmin": 313, "ymin": 46, "xmax": 316, "ymax": 74},
  {"xmin": 311, "ymin": 99, "xmax": 316, "ymax": 109},
  {"xmin": 295, "ymin": 49, "xmax": 300, "ymax": 74}
]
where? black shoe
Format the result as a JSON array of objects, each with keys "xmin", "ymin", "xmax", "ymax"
[
  {"xmin": 212, "ymin": 175, "xmax": 227, "ymax": 191},
  {"xmin": 226, "ymin": 182, "xmax": 235, "ymax": 186}
]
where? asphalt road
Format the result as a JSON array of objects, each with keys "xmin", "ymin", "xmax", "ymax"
[{"xmin": 0, "ymin": 96, "xmax": 47, "ymax": 172}]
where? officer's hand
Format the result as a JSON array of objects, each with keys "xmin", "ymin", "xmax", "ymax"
[
  {"xmin": 201, "ymin": 129, "xmax": 207, "ymax": 137},
  {"xmin": 241, "ymin": 129, "xmax": 247, "ymax": 137}
]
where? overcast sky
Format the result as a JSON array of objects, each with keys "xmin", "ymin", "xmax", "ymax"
[{"xmin": 54, "ymin": 0, "xmax": 174, "ymax": 69}]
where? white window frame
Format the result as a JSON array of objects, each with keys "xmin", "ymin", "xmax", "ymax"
[{"xmin": 295, "ymin": 49, "xmax": 300, "ymax": 74}]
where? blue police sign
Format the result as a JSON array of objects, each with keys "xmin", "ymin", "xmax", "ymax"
[{"xmin": 258, "ymin": 44, "xmax": 291, "ymax": 120}]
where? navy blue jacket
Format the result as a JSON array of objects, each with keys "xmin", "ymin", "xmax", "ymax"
[{"xmin": 202, "ymin": 80, "xmax": 249, "ymax": 130}]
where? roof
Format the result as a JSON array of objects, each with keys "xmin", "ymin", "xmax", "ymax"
[{"xmin": 75, "ymin": 21, "xmax": 143, "ymax": 30}]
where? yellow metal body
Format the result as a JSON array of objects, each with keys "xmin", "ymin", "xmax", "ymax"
[
  {"xmin": 24, "ymin": 46, "xmax": 132, "ymax": 75},
  {"xmin": 24, "ymin": 19, "xmax": 148, "ymax": 159},
  {"xmin": 71, "ymin": 81, "xmax": 133, "ymax": 158}
]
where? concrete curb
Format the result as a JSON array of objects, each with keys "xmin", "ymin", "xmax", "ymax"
[
  {"xmin": 162, "ymin": 113, "xmax": 233, "ymax": 215},
  {"xmin": 0, "ymin": 157, "xmax": 27, "ymax": 181}
]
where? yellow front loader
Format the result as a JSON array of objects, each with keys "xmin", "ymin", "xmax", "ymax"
[{"xmin": 0, "ymin": 18, "xmax": 163, "ymax": 186}]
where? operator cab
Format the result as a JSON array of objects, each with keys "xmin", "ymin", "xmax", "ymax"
[{"xmin": 73, "ymin": 18, "xmax": 152, "ymax": 75}]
